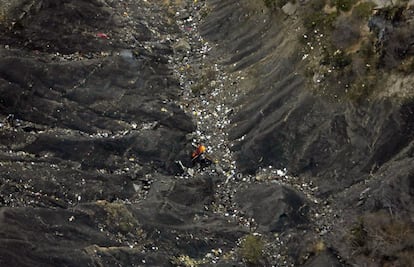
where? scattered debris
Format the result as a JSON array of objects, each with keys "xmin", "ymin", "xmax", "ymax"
[{"xmin": 96, "ymin": 32, "xmax": 110, "ymax": 39}]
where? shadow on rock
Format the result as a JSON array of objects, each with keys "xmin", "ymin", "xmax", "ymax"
[{"xmin": 235, "ymin": 183, "xmax": 309, "ymax": 233}]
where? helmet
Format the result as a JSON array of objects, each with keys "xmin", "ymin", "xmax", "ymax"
[{"xmin": 199, "ymin": 145, "xmax": 206, "ymax": 153}]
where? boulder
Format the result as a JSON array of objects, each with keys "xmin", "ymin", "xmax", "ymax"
[
  {"xmin": 282, "ymin": 2, "xmax": 298, "ymax": 16},
  {"xmin": 235, "ymin": 183, "xmax": 309, "ymax": 232}
]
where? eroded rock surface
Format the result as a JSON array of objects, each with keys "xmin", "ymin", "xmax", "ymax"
[
  {"xmin": 0, "ymin": 0, "xmax": 413, "ymax": 266},
  {"xmin": 235, "ymin": 184, "xmax": 309, "ymax": 233},
  {"xmin": 201, "ymin": 0, "xmax": 414, "ymax": 265},
  {"xmin": 0, "ymin": 0, "xmax": 244, "ymax": 266}
]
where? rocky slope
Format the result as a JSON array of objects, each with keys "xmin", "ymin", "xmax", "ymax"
[
  {"xmin": 0, "ymin": 0, "xmax": 413, "ymax": 266},
  {"xmin": 201, "ymin": 0, "xmax": 414, "ymax": 266}
]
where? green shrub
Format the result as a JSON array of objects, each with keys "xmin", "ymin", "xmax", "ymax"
[
  {"xmin": 240, "ymin": 234, "xmax": 264, "ymax": 265},
  {"xmin": 0, "ymin": 8, "xmax": 6, "ymax": 24},
  {"xmin": 303, "ymin": 10, "xmax": 337, "ymax": 31},
  {"xmin": 97, "ymin": 200, "xmax": 140, "ymax": 234},
  {"xmin": 331, "ymin": 50, "xmax": 352, "ymax": 68},
  {"xmin": 171, "ymin": 255, "xmax": 201, "ymax": 267},
  {"xmin": 350, "ymin": 219, "xmax": 368, "ymax": 248},
  {"xmin": 320, "ymin": 47, "xmax": 352, "ymax": 68},
  {"xmin": 331, "ymin": 0, "xmax": 358, "ymax": 12}
]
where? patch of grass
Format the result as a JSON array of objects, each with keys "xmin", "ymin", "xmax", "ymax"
[
  {"xmin": 348, "ymin": 211, "xmax": 414, "ymax": 264},
  {"xmin": 97, "ymin": 200, "xmax": 140, "ymax": 234},
  {"xmin": 303, "ymin": 10, "xmax": 338, "ymax": 31},
  {"xmin": 171, "ymin": 255, "xmax": 205, "ymax": 267},
  {"xmin": 350, "ymin": 218, "xmax": 368, "ymax": 249},
  {"xmin": 332, "ymin": 51, "xmax": 352, "ymax": 68},
  {"xmin": 324, "ymin": 49, "xmax": 352, "ymax": 68},
  {"xmin": 0, "ymin": 8, "xmax": 6, "ymax": 24},
  {"xmin": 396, "ymin": 56, "xmax": 414, "ymax": 73},
  {"xmin": 191, "ymin": 83, "xmax": 205, "ymax": 95},
  {"xmin": 347, "ymin": 74, "xmax": 377, "ymax": 102},
  {"xmin": 240, "ymin": 234, "xmax": 265, "ymax": 265},
  {"xmin": 200, "ymin": 6, "xmax": 211, "ymax": 19},
  {"xmin": 331, "ymin": 0, "xmax": 358, "ymax": 12},
  {"xmin": 312, "ymin": 240, "xmax": 326, "ymax": 254}
]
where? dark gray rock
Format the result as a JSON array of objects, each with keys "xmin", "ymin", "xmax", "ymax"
[
  {"xmin": 0, "ymin": 0, "xmax": 216, "ymax": 266},
  {"xmin": 135, "ymin": 176, "xmax": 246, "ymax": 258},
  {"xmin": 235, "ymin": 183, "xmax": 309, "ymax": 232},
  {"xmin": 0, "ymin": 207, "xmax": 115, "ymax": 267},
  {"xmin": 1, "ymin": 0, "xmax": 413, "ymax": 266},
  {"xmin": 201, "ymin": 0, "xmax": 414, "ymax": 198},
  {"xmin": 302, "ymin": 251, "xmax": 344, "ymax": 267}
]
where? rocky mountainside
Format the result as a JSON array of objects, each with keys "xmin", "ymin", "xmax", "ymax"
[
  {"xmin": 201, "ymin": 0, "xmax": 414, "ymax": 265},
  {"xmin": 0, "ymin": 0, "xmax": 413, "ymax": 266}
]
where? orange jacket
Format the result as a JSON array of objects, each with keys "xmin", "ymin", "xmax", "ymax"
[{"xmin": 192, "ymin": 145, "xmax": 206, "ymax": 159}]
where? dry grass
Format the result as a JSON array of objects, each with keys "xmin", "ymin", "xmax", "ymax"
[
  {"xmin": 97, "ymin": 200, "xmax": 140, "ymax": 234},
  {"xmin": 240, "ymin": 234, "xmax": 265, "ymax": 265},
  {"xmin": 349, "ymin": 211, "xmax": 414, "ymax": 265}
]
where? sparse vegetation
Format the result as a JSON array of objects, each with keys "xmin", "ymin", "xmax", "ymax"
[
  {"xmin": 264, "ymin": 0, "xmax": 290, "ymax": 9},
  {"xmin": 171, "ymin": 255, "xmax": 202, "ymax": 267},
  {"xmin": 312, "ymin": 240, "xmax": 326, "ymax": 254},
  {"xmin": 352, "ymin": 2, "xmax": 376, "ymax": 19},
  {"xmin": 97, "ymin": 200, "xmax": 140, "ymax": 234},
  {"xmin": 298, "ymin": 0, "xmax": 395, "ymax": 102},
  {"xmin": 0, "ymin": 6, "xmax": 8, "ymax": 25},
  {"xmin": 323, "ymin": 49, "xmax": 352, "ymax": 68},
  {"xmin": 240, "ymin": 234, "xmax": 265, "ymax": 265},
  {"xmin": 331, "ymin": 0, "xmax": 358, "ymax": 12},
  {"xmin": 399, "ymin": 56, "xmax": 414, "ymax": 73},
  {"xmin": 199, "ymin": 5, "xmax": 211, "ymax": 19},
  {"xmin": 347, "ymin": 76, "xmax": 376, "ymax": 102},
  {"xmin": 303, "ymin": 10, "xmax": 337, "ymax": 31},
  {"xmin": 349, "ymin": 211, "xmax": 414, "ymax": 265},
  {"xmin": 350, "ymin": 218, "xmax": 368, "ymax": 248}
]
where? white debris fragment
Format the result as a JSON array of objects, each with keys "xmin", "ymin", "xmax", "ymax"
[
  {"xmin": 276, "ymin": 168, "xmax": 287, "ymax": 177},
  {"xmin": 133, "ymin": 183, "xmax": 140, "ymax": 192}
]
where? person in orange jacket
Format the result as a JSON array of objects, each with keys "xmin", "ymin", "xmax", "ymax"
[{"xmin": 191, "ymin": 144, "xmax": 213, "ymax": 167}]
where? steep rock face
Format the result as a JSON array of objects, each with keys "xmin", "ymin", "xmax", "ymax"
[
  {"xmin": 0, "ymin": 0, "xmax": 412, "ymax": 265},
  {"xmin": 201, "ymin": 0, "xmax": 414, "ymax": 265},
  {"xmin": 136, "ymin": 176, "xmax": 246, "ymax": 259},
  {"xmin": 0, "ymin": 0, "xmax": 233, "ymax": 266},
  {"xmin": 235, "ymin": 184, "xmax": 309, "ymax": 232},
  {"xmin": 201, "ymin": 0, "xmax": 414, "ymax": 195},
  {"xmin": 0, "ymin": 206, "xmax": 115, "ymax": 267}
]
